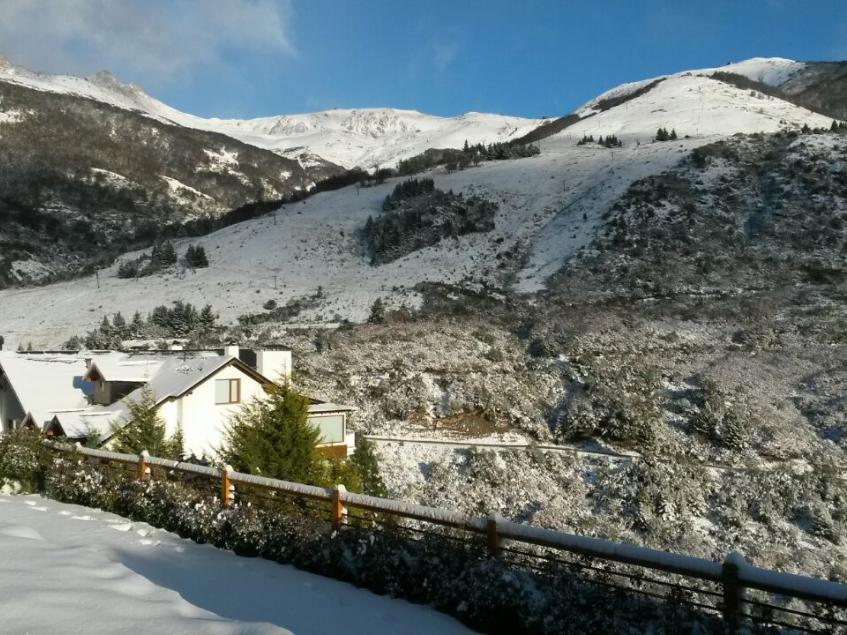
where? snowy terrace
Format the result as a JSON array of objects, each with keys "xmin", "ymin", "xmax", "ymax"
[{"xmin": 0, "ymin": 493, "xmax": 473, "ymax": 635}]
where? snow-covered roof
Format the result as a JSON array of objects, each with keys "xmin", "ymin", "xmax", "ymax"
[
  {"xmin": 85, "ymin": 356, "xmax": 165, "ymax": 383},
  {"xmin": 0, "ymin": 351, "xmax": 95, "ymax": 430},
  {"xmin": 307, "ymin": 401, "xmax": 358, "ymax": 414},
  {"xmin": 2, "ymin": 349, "xmax": 356, "ymax": 439},
  {"xmin": 58, "ymin": 355, "xmax": 247, "ymax": 439}
]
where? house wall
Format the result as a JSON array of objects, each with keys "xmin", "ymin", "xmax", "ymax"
[
  {"xmin": 158, "ymin": 365, "xmax": 267, "ymax": 459},
  {"xmin": 0, "ymin": 371, "xmax": 25, "ymax": 432},
  {"xmin": 94, "ymin": 381, "xmax": 141, "ymax": 406}
]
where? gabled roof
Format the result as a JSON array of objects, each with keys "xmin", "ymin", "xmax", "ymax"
[
  {"xmin": 0, "ymin": 351, "xmax": 94, "ymax": 430},
  {"xmin": 84, "ymin": 357, "xmax": 164, "ymax": 383},
  {"xmin": 54, "ymin": 355, "xmax": 269, "ymax": 440}
]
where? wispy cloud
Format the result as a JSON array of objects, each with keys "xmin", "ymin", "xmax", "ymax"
[
  {"xmin": 0, "ymin": 0, "xmax": 296, "ymax": 83},
  {"xmin": 431, "ymin": 40, "xmax": 460, "ymax": 71}
]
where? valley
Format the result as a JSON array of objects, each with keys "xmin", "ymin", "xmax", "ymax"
[{"xmin": 1, "ymin": 55, "xmax": 847, "ymax": 591}]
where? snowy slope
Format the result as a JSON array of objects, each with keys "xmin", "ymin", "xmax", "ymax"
[
  {"xmin": 0, "ymin": 57, "xmax": 543, "ymax": 169},
  {"xmin": 577, "ymin": 56, "xmax": 807, "ymax": 116},
  {"xmin": 0, "ymin": 494, "xmax": 473, "ymax": 634},
  {"xmin": 565, "ymin": 73, "xmax": 832, "ymax": 142},
  {"xmin": 0, "ymin": 135, "xmax": 706, "ymax": 348}
]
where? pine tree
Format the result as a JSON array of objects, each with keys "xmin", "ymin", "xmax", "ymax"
[
  {"xmin": 669, "ymin": 129, "xmax": 678, "ymax": 140},
  {"xmin": 219, "ymin": 382, "xmax": 322, "ymax": 483},
  {"xmin": 185, "ymin": 244, "xmax": 209, "ymax": 268},
  {"xmin": 110, "ymin": 387, "xmax": 182, "ymax": 458},
  {"xmin": 349, "ymin": 435, "xmax": 387, "ymax": 497},
  {"xmin": 130, "ymin": 311, "xmax": 144, "ymax": 337},
  {"xmin": 198, "ymin": 304, "xmax": 217, "ymax": 331},
  {"xmin": 112, "ymin": 312, "xmax": 127, "ymax": 334},
  {"xmin": 368, "ymin": 298, "xmax": 386, "ymax": 324}
]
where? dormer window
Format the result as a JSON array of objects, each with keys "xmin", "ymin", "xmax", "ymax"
[{"xmin": 215, "ymin": 378, "xmax": 240, "ymax": 405}]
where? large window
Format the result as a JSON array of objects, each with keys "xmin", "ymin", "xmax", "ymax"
[
  {"xmin": 310, "ymin": 415, "xmax": 344, "ymax": 444},
  {"xmin": 215, "ymin": 378, "xmax": 241, "ymax": 405}
]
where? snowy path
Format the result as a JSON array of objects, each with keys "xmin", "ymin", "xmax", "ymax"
[{"xmin": 0, "ymin": 494, "xmax": 474, "ymax": 635}]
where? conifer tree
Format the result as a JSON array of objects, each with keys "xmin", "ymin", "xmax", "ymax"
[
  {"xmin": 349, "ymin": 435, "xmax": 387, "ymax": 496},
  {"xmin": 110, "ymin": 387, "xmax": 182, "ymax": 459},
  {"xmin": 220, "ymin": 382, "xmax": 322, "ymax": 483},
  {"xmin": 368, "ymin": 297, "xmax": 386, "ymax": 324}
]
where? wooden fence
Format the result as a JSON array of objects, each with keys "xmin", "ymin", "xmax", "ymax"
[{"xmin": 47, "ymin": 442, "xmax": 847, "ymax": 632}]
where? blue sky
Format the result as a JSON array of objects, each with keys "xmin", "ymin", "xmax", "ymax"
[{"xmin": 1, "ymin": 0, "xmax": 846, "ymax": 119}]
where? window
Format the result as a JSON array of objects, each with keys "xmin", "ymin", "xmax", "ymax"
[
  {"xmin": 215, "ymin": 378, "xmax": 240, "ymax": 405},
  {"xmin": 310, "ymin": 414, "xmax": 344, "ymax": 444}
]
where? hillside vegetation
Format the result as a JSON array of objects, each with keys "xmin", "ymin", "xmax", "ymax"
[{"xmin": 0, "ymin": 81, "xmax": 320, "ymax": 287}]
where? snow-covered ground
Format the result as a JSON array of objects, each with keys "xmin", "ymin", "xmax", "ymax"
[
  {"xmin": 0, "ymin": 57, "xmax": 543, "ymax": 170},
  {"xmin": 0, "ymin": 493, "xmax": 473, "ymax": 634},
  {"xmin": 0, "ymin": 55, "xmax": 836, "ymax": 348},
  {"xmin": 0, "ymin": 135, "xmax": 704, "ymax": 348}
]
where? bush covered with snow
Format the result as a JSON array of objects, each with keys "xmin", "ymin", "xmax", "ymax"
[
  {"xmin": 43, "ymin": 456, "xmax": 723, "ymax": 634},
  {"xmin": 0, "ymin": 428, "xmax": 49, "ymax": 491}
]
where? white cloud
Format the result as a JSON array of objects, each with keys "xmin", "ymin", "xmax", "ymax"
[
  {"xmin": 0, "ymin": 0, "xmax": 296, "ymax": 82},
  {"xmin": 432, "ymin": 40, "xmax": 460, "ymax": 71}
]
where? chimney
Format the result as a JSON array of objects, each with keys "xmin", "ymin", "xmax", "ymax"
[
  {"xmin": 256, "ymin": 350, "xmax": 292, "ymax": 382},
  {"xmin": 224, "ymin": 345, "xmax": 240, "ymax": 358}
]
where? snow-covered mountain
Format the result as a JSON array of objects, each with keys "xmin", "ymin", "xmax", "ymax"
[
  {"xmin": 548, "ymin": 57, "xmax": 833, "ymax": 143},
  {"xmin": 0, "ymin": 56, "xmax": 544, "ymax": 169},
  {"xmin": 1, "ymin": 55, "xmax": 845, "ymax": 345}
]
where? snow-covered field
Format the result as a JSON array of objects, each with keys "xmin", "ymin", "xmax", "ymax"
[
  {"xmin": 0, "ymin": 136, "xmax": 704, "ymax": 348},
  {"xmin": 0, "ymin": 493, "xmax": 473, "ymax": 634}
]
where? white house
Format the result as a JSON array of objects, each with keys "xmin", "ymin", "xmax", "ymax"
[{"xmin": 0, "ymin": 347, "xmax": 356, "ymax": 459}]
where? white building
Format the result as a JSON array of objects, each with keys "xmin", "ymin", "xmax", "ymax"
[{"xmin": 0, "ymin": 347, "xmax": 356, "ymax": 459}]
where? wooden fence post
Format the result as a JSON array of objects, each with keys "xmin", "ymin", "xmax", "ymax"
[
  {"xmin": 722, "ymin": 551, "xmax": 745, "ymax": 631},
  {"xmin": 487, "ymin": 513, "xmax": 501, "ymax": 557},
  {"xmin": 221, "ymin": 465, "xmax": 233, "ymax": 508},
  {"xmin": 137, "ymin": 451, "xmax": 150, "ymax": 481},
  {"xmin": 331, "ymin": 485, "xmax": 347, "ymax": 530}
]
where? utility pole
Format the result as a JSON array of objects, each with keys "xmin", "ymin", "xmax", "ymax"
[
  {"xmin": 95, "ymin": 270, "xmax": 100, "ymax": 289},
  {"xmin": 273, "ymin": 275, "xmax": 278, "ymax": 290}
]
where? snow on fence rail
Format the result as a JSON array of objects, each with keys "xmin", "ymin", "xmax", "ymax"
[{"xmin": 46, "ymin": 441, "xmax": 847, "ymax": 630}]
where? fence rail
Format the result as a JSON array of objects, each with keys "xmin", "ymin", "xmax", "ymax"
[{"xmin": 47, "ymin": 441, "xmax": 847, "ymax": 631}]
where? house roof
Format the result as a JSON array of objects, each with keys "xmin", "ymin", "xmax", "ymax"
[
  {"xmin": 307, "ymin": 401, "xmax": 359, "ymax": 414},
  {"xmin": 84, "ymin": 356, "xmax": 165, "ymax": 383},
  {"xmin": 0, "ymin": 351, "xmax": 94, "ymax": 430},
  {"xmin": 56, "ymin": 355, "xmax": 271, "ymax": 440},
  {"xmin": 4, "ymin": 349, "xmax": 357, "ymax": 442}
]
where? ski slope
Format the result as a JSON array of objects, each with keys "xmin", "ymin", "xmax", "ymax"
[
  {"xmin": 0, "ymin": 494, "xmax": 473, "ymax": 634},
  {"xmin": 0, "ymin": 57, "xmax": 543, "ymax": 169}
]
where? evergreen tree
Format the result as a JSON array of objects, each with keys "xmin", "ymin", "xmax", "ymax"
[
  {"xmin": 112, "ymin": 312, "xmax": 127, "ymax": 334},
  {"xmin": 368, "ymin": 297, "xmax": 386, "ymax": 324},
  {"xmin": 669, "ymin": 129, "xmax": 678, "ymax": 140},
  {"xmin": 110, "ymin": 387, "xmax": 182, "ymax": 458},
  {"xmin": 349, "ymin": 435, "xmax": 387, "ymax": 497},
  {"xmin": 220, "ymin": 382, "xmax": 322, "ymax": 483},
  {"xmin": 185, "ymin": 244, "xmax": 209, "ymax": 268},
  {"xmin": 130, "ymin": 311, "xmax": 144, "ymax": 337},
  {"xmin": 198, "ymin": 304, "xmax": 217, "ymax": 331}
]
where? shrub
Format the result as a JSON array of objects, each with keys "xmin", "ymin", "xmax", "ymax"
[
  {"xmin": 0, "ymin": 427, "xmax": 49, "ymax": 491},
  {"xmin": 109, "ymin": 387, "xmax": 184, "ymax": 459},
  {"xmin": 42, "ymin": 456, "xmax": 719, "ymax": 634}
]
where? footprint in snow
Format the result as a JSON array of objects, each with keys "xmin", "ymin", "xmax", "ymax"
[
  {"xmin": 0, "ymin": 525, "xmax": 45, "ymax": 541},
  {"xmin": 109, "ymin": 523, "xmax": 133, "ymax": 532}
]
